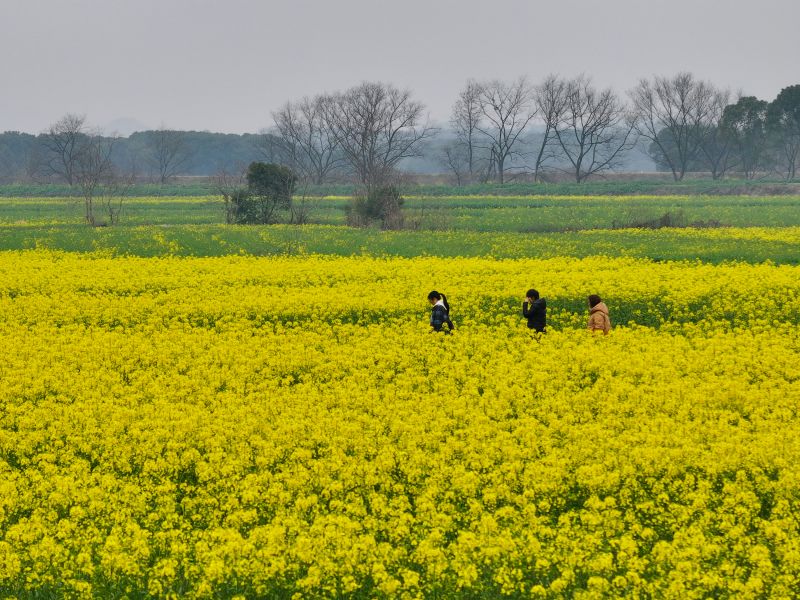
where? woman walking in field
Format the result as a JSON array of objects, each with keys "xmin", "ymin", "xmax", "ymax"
[
  {"xmin": 587, "ymin": 294, "xmax": 611, "ymax": 334},
  {"xmin": 428, "ymin": 291, "xmax": 454, "ymax": 332},
  {"xmin": 522, "ymin": 289, "xmax": 547, "ymax": 333}
]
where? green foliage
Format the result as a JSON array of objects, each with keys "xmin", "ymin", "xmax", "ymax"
[
  {"xmin": 766, "ymin": 84, "xmax": 800, "ymax": 180},
  {"xmin": 224, "ymin": 163, "xmax": 298, "ymax": 224},
  {"xmin": 767, "ymin": 85, "xmax": 800, "ymax": 129},
  {"xmin": 223, "ymin": 188, "xmax": 257, "ymax": 225},
  {"xmin": 0, "ymin": 182, "xmax": 216, "ymax": 197},
  {"xmin": 721, "ymin": 96, "xmax": 772, "ymax": 178},
  {"xmin": 1, "ymin": 178, "xmax": 800, "ymax": 199},
  {"xmin": 0, "ymin": 193, "xmax": 799, "ymax": 265},
  {"xmin": 245, "ymin": 162, "xmax": 296, "ymax": 207},
  {"xmin": 0, "ymin": 223, "xmax": 797, "ymax": 265},
  {"xmin": 3, "ymin": 194, "xmax": 800, "ymax": 232},
  {"xmin": 347, "ymin": 185, "xmax": 405, "ymax": 228}
]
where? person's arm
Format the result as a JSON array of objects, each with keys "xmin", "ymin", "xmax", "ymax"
[{"xmin": 522, "ymin": 301, "xmax": 530, "ymax": 317}]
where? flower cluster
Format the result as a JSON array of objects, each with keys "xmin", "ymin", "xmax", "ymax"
[{"xmin": 0, "ymin": 251, "xmax": 799, "ymax": 598}]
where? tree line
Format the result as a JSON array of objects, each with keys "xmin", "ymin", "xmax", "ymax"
[
  {"xmin": 1, "ymin": 73, "xmax": 798, "ymax": 191},
  {"xmin": 0, "ymin": 126, "xmax": 274, "ymax": 185},
  {"xmin": 270, "ymin": 74, "xmax": 799, "ymax": 186}
]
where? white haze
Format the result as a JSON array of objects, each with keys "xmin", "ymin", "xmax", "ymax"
[{"xmin": 0, "ymin": 0, "xmax": 797, "ymax": 134}]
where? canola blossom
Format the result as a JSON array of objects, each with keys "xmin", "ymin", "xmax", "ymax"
[{"xmin": 1, "ymin": 251, "xmax": 800, "ymax": 598}]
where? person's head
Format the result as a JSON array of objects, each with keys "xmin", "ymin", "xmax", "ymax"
[
  {"xmin": 526, "ymin": 289, "xmax": 539, "ymax": 301},
  {"xmin": 428, "ymin": 290, "xmax": 449, "ymax": 310},
  {"xmin": 588, "ymin": 294, "xmax": 602, "ymax": 308}
]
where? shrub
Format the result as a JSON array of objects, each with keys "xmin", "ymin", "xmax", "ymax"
[
  {"xmin": 222, "ymin": 163, "xmax": 297, "ymax": 224},
  {"xmin": 347, "ymin": 185, "xmax": 405, "ymax": 229},
  {"xmin": 246, "ymin": 163, "xmax": 296, "ymax": 210},
  {"xmin": 223, "ymin": 188, "xmax": 256, "ymax": 225}
]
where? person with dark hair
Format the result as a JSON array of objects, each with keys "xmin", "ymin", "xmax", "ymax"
[
  {"xmin": 428, "ymin": 290, "xmax": 454, "ymax": 332},
  {"xmin": 587, "ymin": 294, "xmax": 611, "ymax": 334},
  {"xmin": 522, "ymin": 288, "xmax": 547, "ymax": 332}
]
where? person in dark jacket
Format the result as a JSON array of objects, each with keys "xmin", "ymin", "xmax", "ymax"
[
  {"xmin": 522, "ymin": 288, "xmax": 546, "ymax": 332},
  {"xmin": 428, "ymin": 290, "xmax": 454, "ymax": 332}
]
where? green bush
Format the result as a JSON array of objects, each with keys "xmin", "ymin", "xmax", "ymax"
[
  {"xmin": 246, "ymin": 163, "xmax": 296, "ymax": 209},
  {"xmin": 347, "ymin": 185, "xmax": 405, "ymax": 228},
  {"xmin": 224, "ymin": 163, "xmax": 298, "ymax": 224}
]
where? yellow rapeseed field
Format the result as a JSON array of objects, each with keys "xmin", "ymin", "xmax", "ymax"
[{"xmin": 1, "ymin": 251, "xmax": 799, "ymax": 598}]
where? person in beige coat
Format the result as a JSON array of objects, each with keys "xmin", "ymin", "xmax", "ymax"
[{"xmin": 587, "ymin": 294, "xmax": 611, "ymax": 334}]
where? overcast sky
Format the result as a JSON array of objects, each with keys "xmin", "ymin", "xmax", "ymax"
[{"xmin": 1, "ymin": 0, "xmax": 798, "ymax": 135}]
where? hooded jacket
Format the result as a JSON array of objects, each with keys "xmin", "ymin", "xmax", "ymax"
[{"xmin": 588, "ymin": 302, "xmax": 611, "ymax": 334}]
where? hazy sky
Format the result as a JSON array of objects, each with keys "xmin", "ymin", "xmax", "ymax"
[{"xmin": 1, "ymin": 0, "xmax": 798, "ymax": 134}]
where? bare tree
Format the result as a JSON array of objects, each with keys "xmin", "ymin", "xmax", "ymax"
[
  {"xmin": 96, "ymin": 162, "xmax": 135, "ymax": 225},
  {"xmin": 697, "ymin": 89, "xmax": 737, "ymax": 180},
  {"xmin": 450, "ymin": 80, "xmax": 484, "ymax": 183},
  {"xmin": 553, "ymin": 76, "xmax": 634, "ymax": 183},
  {"xmin": 41, "ymin": 113, "xmax": 88, "ymax": 184},
  {"xmin": 533, "ymin": 74, "xmax": 568, "ymax": 182},
  {"xmin": 324, "ymin": 82, "xmax": 435, "ymax": 188},
  {"xmin": 629, "ymin": 73, "xmax": 717, "ymax": 181},
  {"xmin": 74, "ymin": 132, "xmax": 132, "ymax": 225},
  {"xmin": 146, "ymin": 128, "xmax": 192, "ymax": 184},
  {"xmin": 289, "ymin": 179, "xmax": 314, "ymax": 225},
  {"xmin": 475, "ymin": 77, "xmax": 537, "ymax": 184},
  {"xmin": 212, "ymin": 163, "xmax": 248, "ymax": 224},
  {"xmin": 437, "ymin": 142, "xmax": 471, "ymax": 186},
  {"xmin": 253, "ymin": 130, "xmax": 289, "ymax": 166},
  {"xmin": 272, "ymin": 95, "xmax": 343, "ymax": 185}
]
